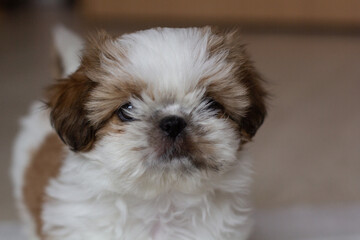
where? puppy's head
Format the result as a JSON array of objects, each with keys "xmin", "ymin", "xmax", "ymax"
[{"xmin": 48, "ymin": 27, "xmax": 267, "ymax": 196}]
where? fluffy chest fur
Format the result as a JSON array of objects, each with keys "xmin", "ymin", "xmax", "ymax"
[{"xmin": 41, "ymin": 148, "xmax": 253, "ymax": 240}]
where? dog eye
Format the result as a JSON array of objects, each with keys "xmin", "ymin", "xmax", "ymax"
[
  {"xmin": 205, "ymin": 98, "xmax": 223, "ymax": 111},
  {"xmin": 117, "ymin": 103, "xmax": 134, "ymax": 122}
]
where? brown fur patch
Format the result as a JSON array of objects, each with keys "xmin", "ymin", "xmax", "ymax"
[
  {"xmin": 96, "ymin": 115, "xmax": 126, "ymax": 137},
  {"xmin": 86, "ymin": 80, "xmax": 146, "ymax": 127},
  {"xmin": 23, "ymin": 133, "xmax": 65, "ymax": 238},
  {"xmin": 81, "ymin": 30, "xmax": 128, "ymax": 80},
  {"xmin": 46, "ymin": 71, "xmax": 98, "ymax": 152},
  {"xmin": 47, "ymin": 30, "xmax": 144, "ymax": 152},
  {"xmin": 80, "ymin": 30, "xmax": 146, "ymax": 127},
  {"xmin": 206, "ymin": 27, "xmax": 268, "ymax": 140}
]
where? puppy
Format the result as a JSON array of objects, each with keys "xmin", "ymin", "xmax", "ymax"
[{"xmin": 12, "ymin": 26, "xmax": 267, "ymax": 240}]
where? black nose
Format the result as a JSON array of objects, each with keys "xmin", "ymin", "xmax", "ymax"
[{"xmin": 159, "ymin": 116, "xmax": 187, "ymax": 138}]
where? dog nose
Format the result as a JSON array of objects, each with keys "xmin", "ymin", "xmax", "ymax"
[{"xmin": 159, "ymin": 116, "xmax": 187, "ymax": 138}]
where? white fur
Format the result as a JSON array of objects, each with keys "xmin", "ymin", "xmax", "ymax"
[
  {"xmin": 13, "ymin": 27, "xmax": 255, "ymax": 240},
  {"xmin": 93, "ymin": 28, "xmax": 247, "ymax": 102},
  {"xmin": 117, "ymin": 28, "xmax": 233, "ymax": 91},
  {"xmin": 42, "ymin": 151, "xmax": 253, "ymax": 240},
  {"xmin": 11, "ymin": 102, "xmax": 53, "ymax": 240}
]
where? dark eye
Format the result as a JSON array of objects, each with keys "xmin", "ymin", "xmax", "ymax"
[
  {"xmin": 205, "ymin": 98, "xmax": 224, "ymax": 111},
  {"xmin": 117, "ymin": 102, "xmax": 134, "ymax": 122}
]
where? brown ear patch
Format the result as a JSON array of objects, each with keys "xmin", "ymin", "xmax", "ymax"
[
  {"xmin": 46, "ymin": 71, "xmax": 98, "ymax": 152},
  {"xmin": 47, "ymin": 30, "xmax": 115, "ymax": 152},
  {"xmin": 23, "ymin": 133, "xmax": 65, "ymax": 238},
  {"xmin": 238, "ymin": 64, "xmax": 267, "ymax": 140},
  {"xmin": 47, "ymin": 30, "xmax": 144, "ymax": 152},
  {"xmin": 207, "ymin": 27, "xmax": 268, "ymax": 140}
]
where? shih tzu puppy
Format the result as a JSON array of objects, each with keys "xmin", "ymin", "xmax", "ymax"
[{"xmin": 12, "ymin": 26, "xmax": 267, "ymax": 240}]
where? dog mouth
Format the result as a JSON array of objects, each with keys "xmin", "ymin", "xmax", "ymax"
[
  {"xmin": 152, "ymin": 137, "xmax": 219, "ymax": 171},
  {"xmin": 156, "ymin": 135, "xmax": 191, "ymax": 161},
  {"xmin": 146, "ymin": 127, "xmax": 219, "ymax": 171}
]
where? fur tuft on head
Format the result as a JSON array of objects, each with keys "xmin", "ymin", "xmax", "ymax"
[{"xmin": 207, "ymin": 28, "xmax": 267, "ymax": 141}]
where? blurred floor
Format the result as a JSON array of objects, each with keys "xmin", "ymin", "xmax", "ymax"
[{"xmin": 0, "ymin": 7, "xmax": 359, "ymax": 225}]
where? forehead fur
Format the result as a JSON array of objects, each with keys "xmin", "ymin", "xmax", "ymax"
[
  {"xmin": 116, "ymin": 28, "xmax": 234, "ymax": 93},
  {"xmin": 83, "ymin": 27, "xmax": 251, "ymax": 122},
  {"xmin": 89, "ymin": 28, "xmax": 243, "ymax": 88}
]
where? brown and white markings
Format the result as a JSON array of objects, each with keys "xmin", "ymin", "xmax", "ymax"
[{"xmin": 12, "ymin": 26, "xmax": 267, "ymax": 240}]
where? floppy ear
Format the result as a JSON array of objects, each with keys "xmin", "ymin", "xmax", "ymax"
[
  {"xmin": 49, "ymin": 26, "xmax": 97, "ymax": 151},
  {"xmin": 46, "ymin": 71, "xmax": 97, "ymax": 152},
  {"xmin": 220, "ymin": 29, "xmax": 268, "ymax": 140},
  {"xmin": 238, "ymin": 66, "xmax": 267, "ymax": 140},
  {"xmin": 49, "ymin": 27, "xmax": 117, "ymax": 151}
]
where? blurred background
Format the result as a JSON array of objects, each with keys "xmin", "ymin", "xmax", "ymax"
[{"xmin": 0, "ymin": 0, "xmax": 359, "ymax": 239}]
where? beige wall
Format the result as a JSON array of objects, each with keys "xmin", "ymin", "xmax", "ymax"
[{"xmin": 80, "ymin": 0, "xmax": 360, "ymax": 27}]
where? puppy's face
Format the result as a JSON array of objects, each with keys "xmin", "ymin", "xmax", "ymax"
[{"xmin": 48, "ymin": 27, "xmax": 267, "ymax": 196}]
